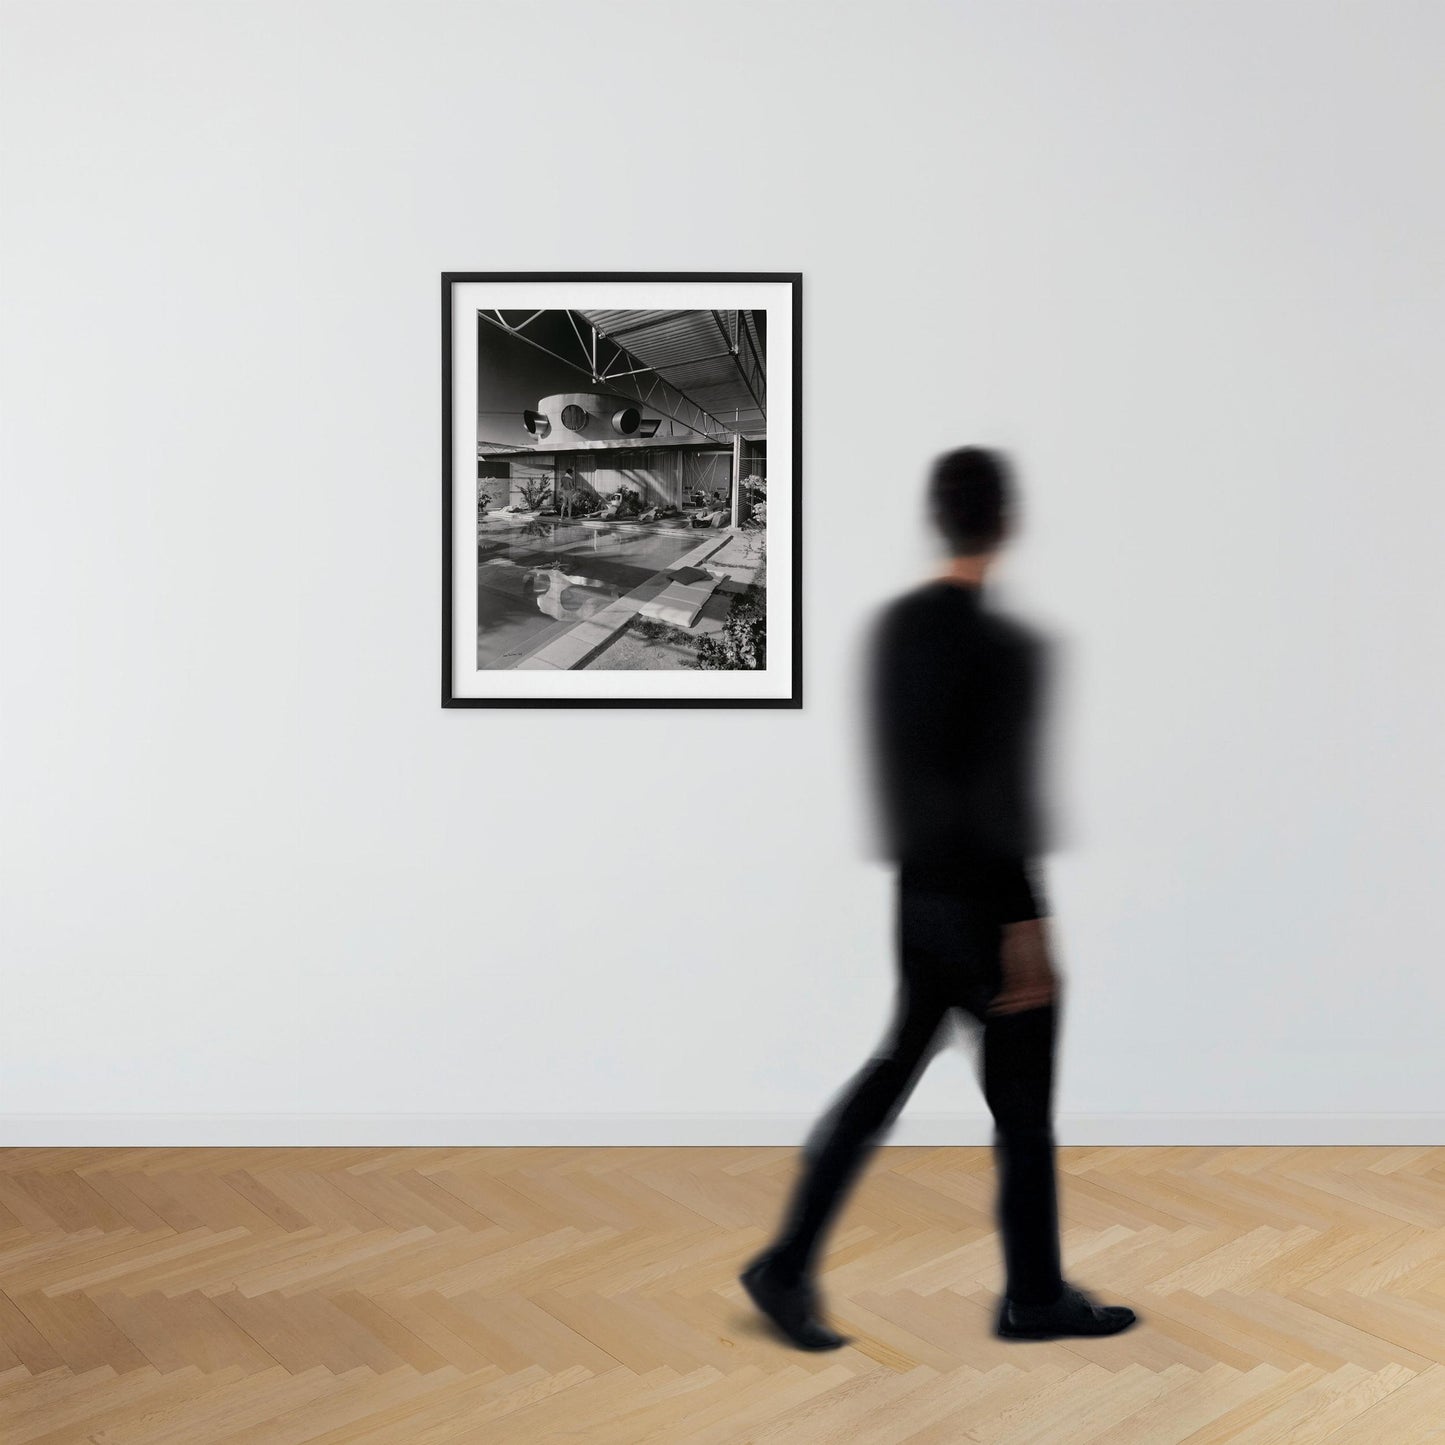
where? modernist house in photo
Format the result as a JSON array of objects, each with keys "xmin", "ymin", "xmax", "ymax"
[{"xmin": 442, "ymin": 275, "xmax": 801, "ymax": 707}]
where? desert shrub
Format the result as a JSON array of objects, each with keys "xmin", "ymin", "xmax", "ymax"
[
  {"xmin": 517, "ymin": 477, "xmax": 553, "ymax": 510},
  {"xmin": 693, "ymin": 590, "xmax": 765, "ymax": 670}
]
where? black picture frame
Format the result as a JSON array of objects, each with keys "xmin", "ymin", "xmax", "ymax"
[{"xmin": 442, "ymin": 272, "xmax": 802, "ymax": 708}]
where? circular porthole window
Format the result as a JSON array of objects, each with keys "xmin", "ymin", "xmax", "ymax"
[
  {"xmin": 560, "ymin": 404, "xmax": 589, "ymax": 432},
  {"xmin": 612, "ymin": 406, "xmax": 641, "ymax": 435}
]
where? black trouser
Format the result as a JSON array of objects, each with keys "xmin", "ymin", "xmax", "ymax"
[{"xmin": 765, "ymin": 862, "xmax": 1064, "ymax": 1305}]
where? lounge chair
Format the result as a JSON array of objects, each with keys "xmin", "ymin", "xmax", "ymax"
[{"xmin": 637, "ymin": 573, "xmax": 725, "ymax": 629}]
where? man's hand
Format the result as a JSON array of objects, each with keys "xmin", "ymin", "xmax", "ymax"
[{"xmin": 988, "ymin": 917, "xmax": 1061, "ymax": 1016}]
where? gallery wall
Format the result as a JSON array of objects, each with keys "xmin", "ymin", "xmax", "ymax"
[{"xmin": 3, "ymin": 0, "xmax": 1443, "ymax": 1143}]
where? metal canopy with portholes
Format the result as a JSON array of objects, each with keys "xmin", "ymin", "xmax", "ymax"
[{"xmin": 476, "ymin": 308, "xmax": 766, "ymax": 449}]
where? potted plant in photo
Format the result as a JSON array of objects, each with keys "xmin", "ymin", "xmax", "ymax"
[
  {"xmin": 739, "ymin": 474, "xmax": 765, "ymax": 526},
  {"xmin": 517, "ymin": 477, "xmax": 553, "ymax": 513}
]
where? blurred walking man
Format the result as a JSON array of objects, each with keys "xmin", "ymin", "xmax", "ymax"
[{"xmin": 740, "ymin": 447, "xmax": 1139, "ymax": 1350}]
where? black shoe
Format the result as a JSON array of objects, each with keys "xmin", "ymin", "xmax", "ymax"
[
  {"xmin": 739, "ymin": 1250, "xmax": 851, "ymax": 1351},
  {"xmin": 994, "ymin": 1282, "xmax": 1138, "ymax": 1340}
]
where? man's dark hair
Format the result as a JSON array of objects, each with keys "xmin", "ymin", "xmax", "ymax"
[{"xmin": 928, "ymin": 446, "xmax": 1014, "ymax": 556}]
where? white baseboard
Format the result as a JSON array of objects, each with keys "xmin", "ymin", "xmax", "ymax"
[{"xmin": 3, "ymin": 1114, "xmax": 1444, "ymax": 1147}]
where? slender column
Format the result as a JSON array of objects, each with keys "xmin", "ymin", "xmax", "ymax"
[{"xmin": 731, "ymin": 432, "xmax": 743, "ymax": 527}]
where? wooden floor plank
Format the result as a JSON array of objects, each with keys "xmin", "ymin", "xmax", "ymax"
[{"xmin": 0, "ymin": 1145, "xmax": 1443, "ymax": 1441}]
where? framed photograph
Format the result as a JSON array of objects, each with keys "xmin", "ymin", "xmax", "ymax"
[{"xmin": 442, "ymin": 272, "xmax": 801, "ymax": 707}]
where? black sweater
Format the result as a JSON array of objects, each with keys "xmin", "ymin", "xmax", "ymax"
[{"xmin": 866, "ymin": 579, "xmax": 1049, "ymax": 921}]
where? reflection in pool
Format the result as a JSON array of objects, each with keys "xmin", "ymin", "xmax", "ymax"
[
  {"xmin": 476, "ymin": 522, "xmax": 704, "ymax": 669},
  {"xmin": 522, "ymin": 564, "xmax": 620, "ymax": 621}
]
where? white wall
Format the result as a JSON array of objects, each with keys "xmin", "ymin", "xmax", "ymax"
[{"xmin": 3, "ymin": 0, "xmax": 1443, "ymax": 1145}]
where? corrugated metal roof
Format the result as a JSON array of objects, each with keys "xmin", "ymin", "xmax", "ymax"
[{"xmin": 578, "ymin": 309, "xmax": 766, "ymax": 438}]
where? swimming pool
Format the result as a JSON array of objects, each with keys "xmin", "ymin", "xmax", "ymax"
[{"xmin": 475, "ymin": 521, "xmax": 707, "ymax": 669}]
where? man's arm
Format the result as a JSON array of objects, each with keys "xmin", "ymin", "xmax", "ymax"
[
  {"xmin": 867, "ymin": 598, "xmax": 982, "ymax": 843},
  {"xmin": 867, "ymin": 603, "xmax": 973, "ymax": 858}
]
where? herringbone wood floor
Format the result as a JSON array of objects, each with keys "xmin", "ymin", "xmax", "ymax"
[{"xmin": 2, "ymin": 1146, "xmax": 1444, "ymax": 1442}]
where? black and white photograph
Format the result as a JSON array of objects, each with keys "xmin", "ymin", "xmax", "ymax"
[{"xmin": 443, "ymin": 274, "xmax": 801, "ymax": 706}]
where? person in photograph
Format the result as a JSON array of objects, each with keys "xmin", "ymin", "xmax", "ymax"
[{"xmin": 740, "ymin": 447, "xmax": 1139, "ymax": 1350}]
